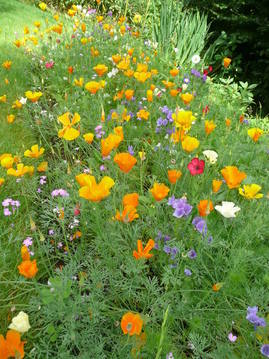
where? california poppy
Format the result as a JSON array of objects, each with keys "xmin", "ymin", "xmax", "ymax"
[
  {"xmin": 93, "ymin": 64, "xmax": 108, "ymax": 77},
  {"xmin": 197, "ymin": 200, "xmax": 214, "ymax": 216},
  {"xmin": 205, "ymin": 120, "xmax": 216, "ymax": 135},
  {"xmin": 18, "ymin": 259, "xmax": 38, "ymax": 279},
  {"xmin": 25, "ymin": 91, "xmax": 42, "ymax": 103},
  {"xmin": 212, "ymin": 179, "xmax": 222, "ymax": 193},
  {"xmin": 58, "ymin": 112, "xmax": 80, "ymax": 141},
  {"xmin": 114, "ymin": 153, "xmax": 137, "ymax": 173},
  {"xmin": 150, "ymin": 183, "xmax": 169, "ymax": 201},
  {"xmin": 121, "ymin": 312, "xmax": 143, "ymax": 336},
  {"xmin": 24, "ymin": 144, "xmax": 44, "ymax": 158},
  {"xmin": 76, "ymin": 174, "xmax": 115, "ymax": 202},
  {"xmin": 181, "ymin": 93, "xmax": 193, "ymax": 105},
  {"xmin": 168, "ymin": 169, "xmax": 182, "ymax": 184},
  {"xmin": 182, "ymin": 136, "xmax": 199, "ymax": 152},
  {"xmin": 223, "ymin": 57, "xmax": 231, "ymax": 68},
  {"xmin": 0, "ymin": 330, "xmax": 26, "ymax": 358},
  {"xmin": 133, "ymin": 239, "xmax": 155, "ymax": 259},
  {"xmin": 221, "ymin": 166, "xmax": 246, "ymax": 189},
  {"xmin": 114, "ymin": 205, "xmax": 139, "ymax": 223},
  {"xmin": 247, "ymin": 128, "xmax": 264, "ymax": 142},
  {"xmin": 239, "ymin": 184, "xmax": 263, "ymax": 199}
]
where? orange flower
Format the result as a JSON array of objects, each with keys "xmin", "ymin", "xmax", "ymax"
[
  {"xmin": 169, "ymin": 68, "xmax": 179, "ymax": 77},
  {"xmin": 122, "ymin": 193, "xmax": 139, "ymax": 208},
  {"xmin": 247, "ymin": 128, "xmax": 264, "ymax": 142},
  {"xmin": 112, "ymin": 54, "xmax": 121, "ymax": 64},
  {"xmin": 76, "ymin": 174, "xmax": 115, "ymax": 202},
  {"xmin": 168, "ymin": 169, "xmax": 182, "ymax": 184},
  {"xmin": 221, "ymin": 166, "xmax": 247, "ymax": 189},
  {"xmin": 21, "ymin": 246, "xmax": 30, "ymax": 261},
  {"xmin": 134, "ymin": 71, "xmax": 151, "ymax": 83},
  {"xmin": 212, "ymin": 179, "xmax": 222, "ymax": 193},
  {"xmin": 68, "ymin": 66, "xmax": 73, "ymax": 74},
  {"xmin": 114, "ymin": 153, "xmax": 137, "ymax": 173},
  {"xmin": 2, "ymin": 61, "xmax": 12, "ymax": 70},
  {"xmin": 37, "ymin": 161, "xmax": 48, "ymax": 172},
  {"xmin": 197, "ymin": 200, "xmax": 214, "ymax": 216},
  {"xmin": 181, "ymin": 93, "xmax": 193, "ymax": 105},
  {"xmin": 147, "ymin": 89, "xmax": 153, "ymax": 102},
  {"xmin": 85, "ymin": 81, "xmax": 101, "ymax": 94},
  {"xmin": 101, "ymin": 132, "xmax": 122, "ymax": 157},
  {"xmin": 212, "ymin": 282, "xmax": 224, "ymax": 292},
  {"xmin": 125, "ymin": 89, "xmax": 134, "ymax": 101},
  {"xmin": 0, "ymin": 95, "xmax": 7, "ymax": 103},
  {"xmin": 24, "ymin": 144, "xmax": 44, "ymax": 158},
  {"xmin": 150, "ymin": 183, "xmax": 169, "ymax": 201},
  {"xmin": 0, "ymin": 330, "xmax": 26, "ymax": 359},
  {"xmin": 114, "ymin": 205, "xmax": 139, "ymax": 223},
  {"xmin": 7, "ymin": 114, "xmax": 15, "ymax": 123},
  {"xmin": 7, "ymin": 163, "xmax": 33, "ymax": 177},
  {"xmin": 137, "ymin": 109, "xmax": 149, "ymax": 120},
  {"xmin": 83, "ymin": 133, "xmax": 94, "ymax": 144},
  {"xmin": 170, "ymin": 89, "xmax": 178, "ymax": 97},
  {"xmin": 121, "ymin": 312, "xmax": 143, "ymax": 336},
  {"xmin": 93, "ymin": 64, "xmax": 108, "ymax": 77},
  {"xmin": 133, "ymin": 239, "xmax": 155, "ymax": 259},
  {"xmin": 225, "ymin": 118, "xmax": 231, "ymax": 127},
  {"xmin": 205, "ymin": 120, "xmax": 216, "ymax": 135},
  {"xmin": 18, "ymin": 259, "xmax": 38, "ymax": 279},
  {"xmin": 223, "ymin": 57, "xmax": 231, "ymax": 68}
]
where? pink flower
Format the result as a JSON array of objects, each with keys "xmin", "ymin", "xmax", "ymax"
[
  {"xmin": 45, "ymin": 61, "xmax": 54, "ymax": 69},
  {"xmin": 228, "ymin": 332, "xmax": 237, "ymax": 342},
  {"xmin": 187, "ymin": 158, "xmax": 205, "ymax": 176}
]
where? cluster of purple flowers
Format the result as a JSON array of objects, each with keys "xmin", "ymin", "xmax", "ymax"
[
  {"xmin": 191, "ymin": 68, "xmax": 207, "ymax": 82},
  {"xmin": 2, "ymin": 198, "xmax": 20, "ymax": 216},
  {"xmin": 168, "ymin": 196, "xmax": 193, "ymax": 218},
  {"xmin": 95, "ymin": 124, "xmax": 105, "ymax": 139},
  {"xmin": 192, "ymin": 216, "xmax": 213, "ymax": 243},
  {"xmin": 37, "ymin": 175, "xmax": 47, "ymax": 193},
  {"xmin": 23, "ymin": 236, "xmax": 34, "ymax": 256},
  {"xmin": 154, "ymin": 231, "xmax": 178, "ymax": 267},
  {"xmin": 155, "ymin": 106, "xmax": 174, "ymax": 135},
  {"xmin": 51, "ymin": 189, "xmax": 69, "ymax": 197},
  {"xmin": 246, "ymin": 306, "xmax": 266, "ymax": 328}
]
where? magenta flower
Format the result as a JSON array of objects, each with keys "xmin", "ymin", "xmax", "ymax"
[
  {"xmin": 45, "ymin": 61, "xmax": 54, "ymax": 69},
  {"xmin": 187, "ymin": 158, "xmax": 205, "ymax": 175}
]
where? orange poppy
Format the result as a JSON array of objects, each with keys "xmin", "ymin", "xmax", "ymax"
[
  {"xmin": 147, "ymin": 89, "xmax": 153, "ymax": 102},
  {"xmin": 18, "ymin": 259, "xmax": 38, "ymax": 279},
  {"xmin": 121, "ymin": 312, "xmax": 143, "ymax": 336},
  {"xmin": 114, "ymin": 205, "xmax": 139, "ymax": 223},
  {"xmin": 21, "ymin": 246, "xmax": 30, "ymax": 261},
  {"xmin": 197, "ymin": 200, "xmax": 214, "ymax": 216},
  {"xmin": 181, "ymin": 93, "xmax": 193, "ymax": 105},
  {"xmin": 150, "ymin": 183, "xmax": 170, "ymax": 201},
  {"xmin": 223, "ymin": 57, "xmax": 231, "ymax": 68},
  {"xmin": 170, "ymin": 68, "xmax": 179, "ymax": 77},
  {"xmin": 101, "ymin": 133, "xmax": 122, "ymax": 157},
  {"xmin": 247, "ymin": 128, "xmax": 264, "ymax": 142},
  {"xmin": 133, "ymin": 239, "xmax": 155, "ymax": 259},
  {"xmin": 205, "ymin": 120, "xmax": 216, "ymax": 135},
  {"xmin": 212, "ymin": 282, "xmax": 224, "ymax": 292},
  {"xmin": 0, "ymin": 330, "xmax": 26, "ymax": 359},
  {"xmin": 168, "ymin": 169, "xmax": 182, "ymax": 184},
  {"xmin": 225, "ymin": 118, "xmax": 231, "ymax": 127},
  {"xmin": 122, "ymin": 193, "xmax": 139, "ymax": 208},
  {"xmin": 114, "ymin": 153, "xmax": 137, "ymax": 173},
  {"xmin": 93, "ymin": 64, "xmax": 108, "ymax": 77},
  {"xmin": 221, "ymin": 166, "xmax": 247, "ymax": 189},
  {"xmin": 212, "ymin": 179, "xmax": 222, "ymax": 193},
  {"xmin": 125, "ymin": 89, "xmax": 134, "ymax": 101},
  {"xmin": 76, "ymin": 174, "xmax": 115, "ymax": 202}
]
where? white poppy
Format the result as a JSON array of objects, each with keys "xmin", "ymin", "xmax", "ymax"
[
  {"xmin": 192, "ymin": 54, "xmax": 200, "ymax": 64},
  {"xmin": 203, "ymin": 150, "xmax": 218, "ymax": 164},
  {"xmin": 215, "ymin": 201, "xmax": 240, "ymax": 218},
  {"xmin": 9, "ymin": 311, "xmax": 31, "ymax": 333}
]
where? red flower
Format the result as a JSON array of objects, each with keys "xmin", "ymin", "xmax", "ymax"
[
  {"xmin": 187, "ymin": 158, "xmax": 205, "ymax": 176},
  {"xmin": 208, "ymin": 66, "xmax": 213, "ymax": 72}
]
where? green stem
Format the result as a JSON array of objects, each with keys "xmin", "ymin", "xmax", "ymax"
[{"xmin": 155, "ymin": 305, "xmax": 170, "ymax": 359}]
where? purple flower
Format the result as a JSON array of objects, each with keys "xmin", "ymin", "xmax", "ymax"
[
  {"xmin": 168, "ymin": 197, "xmax": 192, "ymax": 218},
  {"xmin": 2, "ymin": 198, "xmax": 12, "ymax": 207},
  {"xmin": 166, "ymin": 352, "xmax": 174, "ymax": 359},
  {"xmin": 188, "ymin": 249, "xmax": 197, "ymax": 259},
  {"xmin": 100, "ymin": 165, "xmax": 106, "ymax": 171},
  {"xmin": 23, "ymin": 237, "xmax": 33, "ymax": 247},
  {"xmin": 184, "ymin": 268, "xmax": 192, "ymax": 276},
  {"xmin": 246, "ymin": 306, "xmax": 266, "ymax": 328},
  {"xmin": 163, "ymin": 245, "xmax": 171, "ymax": 254},
  {"xmin": 51, "ymin": 189, "xmax": 69, "ymax": 197},
  {"xmin": 49, "ymin": 229, "xmax": 54, "ymax": 236},
  {"xmin": 4, "ymin": 208, "xmax": 11, "ymax": 216},
  {"xmin": 228, "ymin": 332, "xmax": 237, "ymax": 342},
  {"xmin": 192, "ymin": 216, "xmax": 207, "ymax": 235},
  {"xmin": 261, "ymin": 344, "xmax": 269, "ymax": 357},
  {"xmin": 128, "ymin": 145, "xmax": 134, "ymax": 156}
]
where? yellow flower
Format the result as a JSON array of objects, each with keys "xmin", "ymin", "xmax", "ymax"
[
  {"xmin": 7, "ymin": 163, "xmax": 33, "ymax": 177},
  {"xmin": 7, "ymin": 114, "xmax": 15, "ymax": 123},
  {"xmin": 58, "ymin": 112, "xmax": 80, "ymax": 141},
  {"xmin": 76, "ymin": 174, "xmax": 115, "ymax": 202},
  {"xmin": 181, "ymin": 136, "xmax": 200, "ymax": 152},
  {"xmin": 170, "ymin": 68, "xmax": 179, "ymax": 77},
  {"xmin": 39, "ymin": 2, "xmax": 47, "ymax": 11},
  {"xmin": 2, "ymin": 60, "xmax": 12, "ymax": 70},
  {"xmin": 25, "ymin": 91, "xmax": 43, "ymax": 103},
  {"xmin": 37, "ymin": 161, "xmax": 48, "ymax": 172},
  {"xmin": 12, "ymin": 100, "xmax": 23, "ymax": 109},
  {"xmin": 24, "ymin": 144, "xmax": 44, "ymax": 158},
  {"xmin": 181, "ymin": 93, "xmax": 194, "ymax": 105},
  {"xmin": 239, "ymin": 184, "xmax": 263, "ymax": 199},
  {"xmin": 0, "ymin": 95, "xmax": 7, "ymax": 103},
  {"xmin": 134, "ymin": 71, "xmax": 151, "ymax": 83},
  {"xmin": 247, "ymin": 128, "xmax": 264, "ymax": 142},
  {"xmin": 223, "ymin": 57, "xmax": 231, "ymax": 68},
  {"xmin": 1, "ymin": 154, "xmax": 14, "ymax": 169},
  {"xmin": 172, "ymin": 110, "xmax": 195, "ymax": 131},
  {"xmin": 83, "ymin": 133, "xmax": 94, "ymax": 144},
  {"xmin": 0, "ymin": 178, "xmax": 5, "ymax": 187},
  {"xmin": 133, "ymin": 14, "xmax": 142, "ymax": 24},
  {"xmin": 205, "ymin": 120, "xmax": 216, "ymax": 135},
  {"xmin": 85, "ymin": 81, "xmax": 101, "ymax": 94},
  {"xmin": 150, "ymin": 183, "xmax": 170, "ymax": 202},
  {"xmin": 74, "ymin": 77, "xmax": 84, "ymax": 87},
  {"xmin": 137, "ymin": 109, "xmax": 149, "ymax": 120}
]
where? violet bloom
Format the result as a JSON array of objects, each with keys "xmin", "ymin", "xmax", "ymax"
[
  {"xmin": 192, "ymin": 216, "xmax": 207, "ymax": 235},
  {"xmin": 2, "ymin": 198, "xmax": 12, "ymax": 207},
  {"xmin": 188, "ymin": 249, "xmax": 197, "ymax": 259},
  {"xmin": 246, "ymin": 306, "xmax": 266, "ymax": 328},
  {"xmin": 184, "ymin": 268, "xmax": 192, "ymax": 276},
  {"xmin": 168, "ymin": 197, "xmax": 192, "ymax": 218},
  {"xmin": 48, "ymin": 229, "xmax": 54, "ymax": 236},
  {"xmin": 128, "ymin": 145, "xmax": 134, "ymax": 156},
  {"xmin": 23, "ymin": 237, "xmax": 33, "ymax": 247},
  {"xmin": 261, "ymin": 345, "xmax": 269, "ymax": 357},
  {"xmin": 51, "ymin": 189, "xmax": 69, "ymax": 197}
]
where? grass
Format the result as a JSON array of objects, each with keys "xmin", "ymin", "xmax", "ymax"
[{"xmin": 0, "ymin": 2, "xmax": 268, "ymax": 358}]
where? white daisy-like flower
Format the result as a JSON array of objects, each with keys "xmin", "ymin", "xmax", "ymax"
[
  {"xmin": 215, "ymin": 201, "xmax": 240, "ymax": 218},
  {"xmin": 19, "ymin": 97, "xmax": 27, "ymax": 105},
  {"xmin": 192, "ymin": 54, "xmax": 200, "ymax": 64},
  {"xmin": 203, "ymin": 150, "xmax": 218, "ymax": 164}
]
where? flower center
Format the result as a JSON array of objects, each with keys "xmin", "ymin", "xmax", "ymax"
[{"xmin": 126, "ymin": 322, "xmax": 133, "ymax": 332}]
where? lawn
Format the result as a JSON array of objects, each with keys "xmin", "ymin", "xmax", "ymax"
[{"xmin": 0, "ymin": 1, "xmax": 268, "ymax": 358}]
